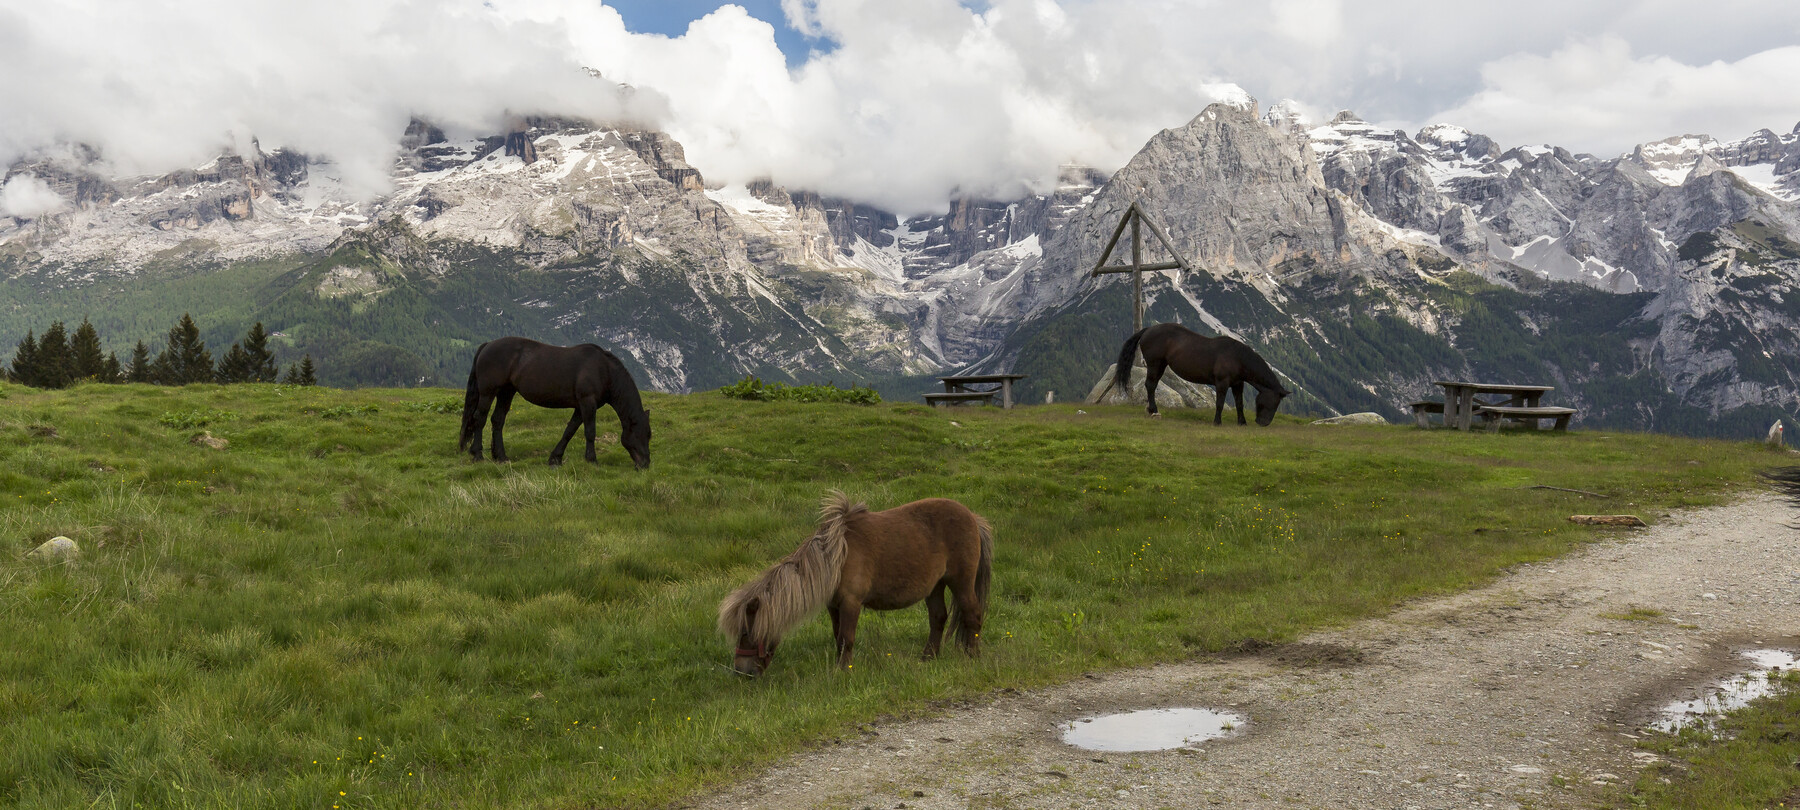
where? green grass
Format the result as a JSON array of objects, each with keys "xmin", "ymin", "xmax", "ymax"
[
  {"xmin": 1631, "ymin": 673, "xmax": 1800, "ymax": 809},
  {"xmin": 0, "ymin": 382, "xmax": 1786, "ymax": 808}
]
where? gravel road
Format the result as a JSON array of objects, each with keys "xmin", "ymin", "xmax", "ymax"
[{"xmin": 688, "ymin": 494, "xmax": 1800, "ymax": 810}]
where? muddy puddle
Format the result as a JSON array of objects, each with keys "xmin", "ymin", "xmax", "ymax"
[
  {"xmin": 1653, "ymin": 649, "xmax": 1799, "ymax": 732},
  {"xmin": 1059, "ymin": 708, "xmax": 1246, "ymax": 752}
]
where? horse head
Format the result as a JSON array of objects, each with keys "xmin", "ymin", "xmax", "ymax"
[
  {"xmin": 730, "ymin": 597, "xmax": 777, "ymax": 677},
  {"xmin": 623, "ymin": 408, "xmax": 651, "ymax": 469},
  {"xmin": 1254, "ymin": 386, "xmax": 1290, "ymax": 427}
]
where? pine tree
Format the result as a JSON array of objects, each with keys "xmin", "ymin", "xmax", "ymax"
[
  {"xmin": 298, "ymin": 354, "xmax": 317, "ymax": 386},
  {"xmin": 9, "ymin": 330, "xmax": 38, "ymax": 386},
  {"xmin": 35, "ymin": 321, "xmax": 73, "ymax": 389},
  {"xmin": 243, "ymin": 322, "xmax": 279, "ymax": 382},
  {"xmin": 70, "ymin": 318, "xmax": 106, "ymax": 381},
  {"xmin": 282, "ymin": 362, "xmax": 300, "ymax": 385},
  {"xmin": 154, "ymin": 314, "xmax": 213, "ymax": 385},
  {"xmin": 127, "ymin": 340, "xmax": 153, "ymax": 384},
  {"xmin": 102, "ymin": 351, "xmax": 123, "ymax": 383},
  {"xmin": 215, "ymin": 341, "xmax": 252, "ymax": 383}
]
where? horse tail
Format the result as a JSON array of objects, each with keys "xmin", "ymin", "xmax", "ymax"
[
  {"xmin": 458, "ymin": 342, "xmax": 487, "ymax": 450},
  {"xmin": 1113, "ymin": 327, "xmax": 1148, "ymax": 391},
  {"xmin": 1765, "ymin": 466, "xmax": 1800, "ymax": 506},
  {"xmin": 952, "ymin": 514, "xmax": 993, "ymax": 648},
  {"xmin": 716, "ymin": 490, "xmax": 862, "ymax": 646}
]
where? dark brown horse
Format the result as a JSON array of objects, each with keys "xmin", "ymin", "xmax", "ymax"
[
  {"xmin": 1114, "ymin": 323, "xmax": 1291, "ymax": 425},
  {"xmin": 718, "ymin": 491, "xmax": 993, "ymax": 677},
  {"xmin": 459, "ymin": 336, "xmax": 651, "ymax": 467}
]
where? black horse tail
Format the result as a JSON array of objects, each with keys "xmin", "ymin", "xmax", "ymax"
[
  {"xmin": 952, "ymin": 516, "xmax": 994, "ymax": 650},
  {"xmin": 1765, "ymin": 466, "xmax": 1800, "ymax": 506},
  {"xmin": 1113, "ymin": 327, "xmax": 1148, "ymax": 391},
  {"xmin": 458, "ymin": 343, "xmax": 486, "ymax": 451}
]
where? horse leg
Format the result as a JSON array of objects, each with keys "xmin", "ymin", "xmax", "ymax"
[
  {"xmin": 1213, "ymin": 384, "xmax": 1228, "ymax": 426},
  {"xmin": 582, "ymin": 400, "xmax": 599, "ymax": 463},
  {"xmin": 489, "ymin": 389, "xmax": 515, "ymax": 462},
  {"xmin": 548, "ymin": 410, "xmax": 582, "ymax": 467},
  {"xmin": 834, "ymin": 598, "xmax": 863, "ymax": 669},
  {"xmin": 468, "ymin": 394, "xmax": 495, "ymax": 461},
  {"xmin": 1232, "ymin": 382, "xmax": 1248, "ymax": 426},
  {"xmin": 1144, "ymin": 360, "xmax": 1166, "ymax": 418},
  {"xmin": 923, "ymin": 583, "xmax": 948, "ymax": 660}
]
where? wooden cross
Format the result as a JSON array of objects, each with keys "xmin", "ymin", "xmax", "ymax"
[{"xmin": 1089, "ymin": 201, "xmax": 1191, "ymax": 332}]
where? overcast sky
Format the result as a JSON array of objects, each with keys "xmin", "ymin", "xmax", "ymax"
[{"xmin": 2, "ymin": 0, "xmax": 1798, "ymax": 215}]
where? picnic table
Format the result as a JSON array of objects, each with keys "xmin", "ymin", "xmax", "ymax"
[
  {"xmin": 924, "ymin": 373, "xmax": 1027, "ymax": 409},
  {"xmin": 1414, "ymin": 381, "xmax": 1573, "ymax": 431}
]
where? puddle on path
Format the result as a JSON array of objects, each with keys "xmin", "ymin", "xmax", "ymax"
[
  {"xmin": 1653, "ymin": 649, "xmax": 1799, "ymax": 732},
  {"xmin": 1060, "ymin": 708, "xmax": 1246, "ymax": 752}
]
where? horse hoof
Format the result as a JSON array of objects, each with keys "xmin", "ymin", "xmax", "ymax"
[
  {"xmin": 547, "ymin": 458, "xmax": 563, "ymax": 467},
  {"xmin": 1149, "ymin": 412, "xmax": 1161, "ymax": 419}
]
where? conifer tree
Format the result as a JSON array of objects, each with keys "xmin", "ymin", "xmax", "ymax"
[
  {"xmin": 243, "ymin": 322, "xmax": 279, "ymax": 382},
  {"xmin": 298, "ymin": 354, "xmax": 317, "ymax": 386},
  {"xmin": 9, "ymin": 330, "xmax": 38, "ymax": 385},
  {"xmin": 35, "ymin": 321, "xmax": 73, "ymax": 389},
  {"xmin": 153, "ymin": 314, "xmax": 213, "ymax": 385},
  {"xmin": 215, "ymin": 341, "xmax": 252, "ymax": 383},
  {"xmin": 127, "ymin": 340, "xmax": 153, "ymax": 383},
  {"xmin": 282, "ymin": 362, "xmax": 300, "ymax": 385},
  {"xmin": 102, "ymin": 351, "xmax": 123, "ymax": 383},
  {"xmin": 70, "ymin": 318, "xmax": 106, "ymax": 381}
]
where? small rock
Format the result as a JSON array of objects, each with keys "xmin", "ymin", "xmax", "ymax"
[
  {"xmin": 1769, "ymin": 420, "xmax": 1785, "ymax": 448},
  {"xmin": 1703, "ymin": 593, "xmax": 1718, "ymax": 600},
  {"xmin": 28, "ymin": 424, "xmax": 59, "ymax": 438},
  {"xmin": 1075, "ymin": 409, "xmax": 1086, "ymax": 414},
  {"xmin": 1114, "ymin": 790, "xmax": 1130, "ymax": 798},
  {"xmin": 911, "ymin": 790, "xmax": 925, "ymax": 798},
  {"xmin": 27, "ymin": 536, "xmax": 79, "ymax": 562},
  {"xmin": 86, "ymin": 461, "xmax": 116, "ymax": 472},
  {"xmin": 190, "ymin": 431, "xmax": 229, "ymax": 450},
  {"xmin": 1509, "ymin": 765, "xmax": 1544, "ymax": 774},
  {"xmin": 1310, "ymin": 412, "xmax": 1387, "ymax": 426}
]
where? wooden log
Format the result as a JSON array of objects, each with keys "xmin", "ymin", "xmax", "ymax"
[
  {"xmin": 1567, "ymin": 515, "xmax": 1647, "ymax": 527},
  {"xmin": 1090, "ymin": 206, "xmax": 1135, "ymax": 276}
]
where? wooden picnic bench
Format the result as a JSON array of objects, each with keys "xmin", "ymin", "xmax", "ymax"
[
  {"xmin": 1412, "ymin": 381, "xmax": 1577, "ymax": 431},
  {"xmin": 924, "ymin": 373, "xmax": 1027, "ymax": 409},
  {"xmin": 1475, "ymin": 404, "xmax": 1576, "ymax": 431}
]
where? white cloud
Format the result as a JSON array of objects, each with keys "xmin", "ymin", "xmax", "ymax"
[
  {"xmin": 0, "ymin": 0, "xmax": 659, "ymax": 198},
  {"xmin": 1, "ymin": 0, "xmax": 1797, "ymax": 213},
  {"xmin": 1432, "ymin": 38, "xmax": 1800, "ymax": 156},
  {"xmin": 0, "ymin": 174, "xmax": 67, "ymax": 219}
]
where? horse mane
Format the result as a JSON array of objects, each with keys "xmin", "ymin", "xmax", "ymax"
[{"xmin": 717, "ymin": 490, "xmax": 866, "ymax": 646}]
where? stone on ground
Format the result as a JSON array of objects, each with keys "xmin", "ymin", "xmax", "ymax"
[
  {"xmin": 1311, "ymin": 412, "xmax": 1387, "ymax": 426},
  {"xmin": 1086, "ymin": 363, "xmax": 1216, "ymax": 410},
  {"xmin": 191, "ymin": 431, "xmax": 229, "ymax": 450},
  {"xmin": 27, "ymin": 536, "xmax": 79, "ymax": 562}
]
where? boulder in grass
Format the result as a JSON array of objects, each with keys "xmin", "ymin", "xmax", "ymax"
[
  {"xmin": 190, "ymin": 431, "xmax": 229, "ymax": 450},
  {"xmin": 1311, "ymin": 412, "xmax": 1387, "ymax": 426},
  {"xmin": 27, "ymin": 536, "xmax": 79, "ymax": 562},
  {"xmin": 1086, "ymin": 362, "xmax": 1216, "ymax": 410}
]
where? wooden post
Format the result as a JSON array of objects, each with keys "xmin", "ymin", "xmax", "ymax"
[{"xmin": 1130, "ymin": 212, "xmax": 1143, "ymax": 332}]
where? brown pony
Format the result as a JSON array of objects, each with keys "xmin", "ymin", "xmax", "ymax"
[{"xmin": 717, "ymin": 491, "xmax": 993, "ymax": 677}]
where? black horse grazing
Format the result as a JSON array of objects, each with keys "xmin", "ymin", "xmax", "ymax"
[
  {"xmin": 459, "ymin": 337, "xmax": 651, "ymax": 467},
  {"xmin": 1113, "ymin": 323, "xmax": 1291, "ymax": 426}
]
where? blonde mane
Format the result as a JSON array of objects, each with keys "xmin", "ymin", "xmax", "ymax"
[{"xmin": 717, "ymin": 490, "xmax": 866, "ymax": 645}]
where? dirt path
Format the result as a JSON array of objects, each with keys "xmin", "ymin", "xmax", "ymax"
[{"xmin": 688, "ymin": 495, "xmax": 1800, "ymax": 810}]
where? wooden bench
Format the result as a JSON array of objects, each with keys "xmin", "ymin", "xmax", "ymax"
[
  {"xmin": 1409, "ymin": 400, "xmax": 1445, "ymax": 429},
  {"xmin": 1475, "ymin": 405, "xmax": 1576, "ymax": 431},
  {"xmin": 924, "ymin": 391, "xmax": 997, "ymax": 408}
]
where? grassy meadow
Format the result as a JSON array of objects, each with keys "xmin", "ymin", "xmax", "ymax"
[{"xmin": 0, "ymin": 381, "xmax": 1788, "ymax": 808}]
